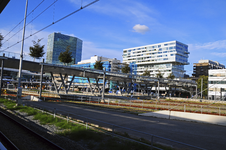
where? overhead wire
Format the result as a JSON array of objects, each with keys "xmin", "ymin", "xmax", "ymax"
[
  {"xmin": 1, "ymin": 0, "xmax": 99, "ymax": 52},
  {"xmin": 3, "ymin": 0, "xmax": 45, "ymax": 38},
  {"xmin": 2, "ymin": 0, "xmax": 59, "ymax": 45}
]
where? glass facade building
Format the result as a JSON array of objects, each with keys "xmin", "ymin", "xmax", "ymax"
[
  {"xmin": 46, "ymin": 32, "xmax": 82, "ymax": 64},
  {"xmin": 69, "ymin": 56, "xmax": 137, "ymax": 90},
  {"xmin": 123, "ymin": 41, "xmax": 189, "ymax": 78}
]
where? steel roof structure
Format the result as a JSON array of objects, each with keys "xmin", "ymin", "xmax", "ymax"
[
  {"xmin": 0, "ymin": 56, "xmax": 196, "ymax": 85},
  {"xmin": 0, "ymin": 56, "xmax": 197, "ymax": 99},
  {"xmin": 0, "ymin": 0, "xmax": 10, "ymax": 14}
]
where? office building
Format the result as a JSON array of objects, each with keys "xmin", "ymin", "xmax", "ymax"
[
  {"xmin": 123, "ymin": 41, "xmax": 189, "ymax": 78},
  {"xmin": 208, "ymin": 69, "xmax": 226, "ymax": 100},
  {"xmin": 46, "ymin": 32, "xmax": 82, "ymax": 64},
  {"xmin": 70, "ymin": 55, "xmax": 136, "ymax": 90},
  {"xmin": 71, "ymin": 56, "xmax": 121, "ymax": 90},
  {"xmin": 76, "ymin": 55, "xmax": 121, "ymax": 72},
  {"xmin": 192, "ymin": 60, "xmax": 225, "ymax": 77}
]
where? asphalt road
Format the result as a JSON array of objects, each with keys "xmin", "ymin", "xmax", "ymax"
[{"xmin": 24, "ymin": 100, "xmax": 226, "ymax": 150}]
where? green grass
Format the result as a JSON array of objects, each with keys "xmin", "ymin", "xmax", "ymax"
[
  {"xmin": 0, "ymin": 98, "xmax": 174, "ymax": 150},
  {"xmin": 20, "ymin": 106, "xmax": 38, "ymax": 116},
  {"xmin": 0, "ymin": 98, "xmax": 21, "ymax": 110}
]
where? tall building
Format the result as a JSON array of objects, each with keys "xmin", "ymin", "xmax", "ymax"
[
  {"xmin": 46, "ymin": 32, "xmax": 82, "ymax": 64},
  {"xmin": 123, "ymin": 41, "xmax": 189, "ymax": 78},
  {"xmin": 192, "ymin": 60, "xmax": 225, "ymax": 77},
  {"xmin": 208, "ymin": 69, "xmax": 226, "ymax": 100}
]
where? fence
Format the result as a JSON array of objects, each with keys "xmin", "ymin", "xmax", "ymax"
[
  {"xmin": 21, "ymin": 99, "xmax": 205, "ymax": 150},
  {"xmin": 2, "ymin": 88, "xmax": 226, "ymax": 116},
  {"xmin": 54, "ymin": 94, "xmax": 226, "ymax": 116},
  {"xmin": 0, "ymin": 93, "xmax": 206, "ymax": 150}
]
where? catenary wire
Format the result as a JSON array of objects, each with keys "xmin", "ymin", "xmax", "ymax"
[
  {"xmin": 2, "ymin": 0, "xmax": 58, "ymax": 45},
  {"xmin": 1, "ymin": 0, "xmax": 99, "ymax": 52},
  {"xmin": 3, "ymin": 0, "xmax": 45, "ymax": 38}
]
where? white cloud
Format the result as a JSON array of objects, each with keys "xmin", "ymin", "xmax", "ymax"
[
  {"xmin": 82, "ymin": 41, "xmax": 123, "ymax": 61},
  {"xmin": 133, "ymin": 24, "xmax": 150, "ymax": 34},
  {"xmin": 211, "ymin": 52, "xmax": 226, "ymax": 57},
  {"xmin": 69, "ymin": 0, "xmax": 159, "ymax": 24},
  {"xmin": 189, "ymin": 40, "xmax": 226, "ymax": 51}
]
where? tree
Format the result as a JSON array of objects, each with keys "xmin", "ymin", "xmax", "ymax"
[
  {"xmin": 142, "ymin": 69, "xmax": 150, "ymax": 76},
  {"xmin": 167, "ymin": 73, "xmax": 175, "ymax": 79},
  {"xmin": 197, "ymin": 75, "xmax": 208, "ymax": 97},
  {"xmin": 58, "ymin": 46, "xmax": 73, "ymax": 65},
  {"xmin": 29, "ymin": 39, "xmax": 45, "ymax": 60},
  {"xmin": 94, "ymin": 60, "xmax": 104, "ymax": 70},
  {"xmin": 121, "ymin": 64, "xmax": 130, "ymax": 73},
  {"xmin": 0, "ymin": 33, "xmax": 3, "ymax": 48},
  {"xmin": 156, "ymin": 70, "xmax": 164, "ymax": 78}
]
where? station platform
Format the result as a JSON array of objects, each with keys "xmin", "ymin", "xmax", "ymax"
[{"xmin": 139, "ymin": 110, "xmax": 226, "ymax": 126}]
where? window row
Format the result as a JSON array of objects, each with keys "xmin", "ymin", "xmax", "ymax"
[
  {"xmin": 209, "ymin": 81, "xmax": 226, "ymax": 84},
  {"xmin": 209, "ymin": 74, "xmax": 226, "ymax": 77}
]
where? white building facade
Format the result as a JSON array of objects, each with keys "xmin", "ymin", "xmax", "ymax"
[
  {"xmin": 123, "ymin": 41, "xmax": 189, "ymax": 78},
  {"xmin": 208, "ymin": 69, "xmax": 226, "ymax": 100},
  {"xmin": 77, "ymin": 55, "xmax": 121, "ymax": 72}
]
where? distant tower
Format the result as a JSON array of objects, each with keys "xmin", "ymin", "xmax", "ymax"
[{"xmin": 46, "ymin": 32, "xmax": 82, "ymax": 64}]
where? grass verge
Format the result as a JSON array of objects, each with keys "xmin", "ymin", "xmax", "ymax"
[{"xmin": 0, "ymin": 98, "xmax": 174, "ymax": 150}]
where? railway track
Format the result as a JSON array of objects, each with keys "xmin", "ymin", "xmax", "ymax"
[
  {"xmin": 0, "ymin": 131, "xmax": 19, "ymax": 150},
  {"xmin": 45, "ymin": 96, "xmax": 226, "ymax": 116},
  {"xmin": 0, "ymin": 110, "xmax": 64, "ymax": 150}
]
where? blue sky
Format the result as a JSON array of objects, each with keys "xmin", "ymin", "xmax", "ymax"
[{"xmin": 0, "ymin": 0, "xmax": 226, "ymax": 75}]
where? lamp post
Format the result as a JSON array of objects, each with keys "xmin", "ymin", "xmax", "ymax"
[{"xmin": 17, "ymin": 0, "xmax": 28, "ymax": 105}]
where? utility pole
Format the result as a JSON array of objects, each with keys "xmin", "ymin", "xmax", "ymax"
[
  {"xmin": 101, "ymin": 68, "xmax": 106, "ymax": 101},
  {"xmin": 157, "ymin": 79, "xmax": 159, "ymax": 101},
  {"xmin": 195, "ymin": 85, "xmax": 197, "ymax": 99},
  {"xmin": 17, "ymin": 0, "xmax": 28, "ymax": 105},
  {"xmin": 215, "ymin": 87, "xmax": 216, "ymax": 101},
  {"xmin": 201, "ymin": 78, "xmax": 203, "ymax": 99}
]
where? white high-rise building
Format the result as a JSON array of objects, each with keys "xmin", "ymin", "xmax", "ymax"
[{"xmin": 122, "ymin": 41, "xmax": 189, "ymax": 78}]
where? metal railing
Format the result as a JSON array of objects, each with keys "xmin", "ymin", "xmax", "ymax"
[{"xmin": 22, "ymin": 99, "xmax": 205, "ymax": 150}]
